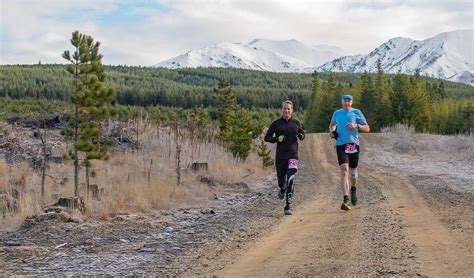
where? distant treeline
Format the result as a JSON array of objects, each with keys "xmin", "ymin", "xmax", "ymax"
[
  {"xmin": 0, "ymin": 65, "xmax": 473, "ymax": 133},
  {"xmin": 0, "ymin": 97, "xmax": 284, "ymax": 127},
  {"xmin": 304, "ymin": 63, "xmax": 473, "ymax": 135},
  {"xmin": 1, "ymin": 65, "xmax": 473, "ymax": 109}
]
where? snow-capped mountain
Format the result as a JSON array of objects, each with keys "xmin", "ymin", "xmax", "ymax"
[
  {"xmin": 156, "ymin": 30, "xmax": 473, "ymax": 86},
  {"xmin": 448, "ymin": 71, "xmax": 474, "ymax": 85},
  {"xmin": 248, "ymin": 39, "xmax": 345, "ymax": 67},
  {"xmin": 156, "ymin": 39, "xmax": 345, "ymax": 73},
  {"xmin": 317, "ymin": 29, "xmax": 473, "ymax": 85}
]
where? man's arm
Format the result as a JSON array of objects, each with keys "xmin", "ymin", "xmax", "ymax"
[
  {"xmin": 346, "ymin": 122, "xmax": 370, "ymax": 132},
  {"xmin": 329, "ymin": 123, "xmax": 337, "ymax": 138},
  {"xmin": 349, "ymin": 110, "xmax": 370, "ymax": 132},
  {"xmin": 329, "ymin": 111, "xmax": 337, "ymax": 138},
  {"xmin": 358, "ymin": 123, "xmax": 370, "ymax": 132},
  {"xmin": 264, "ymin": 122, "xmax": 277, "ymax": 143},
  {"xmin": 346, "ymin": 123, "xmax": 370, "ymax": 132}
]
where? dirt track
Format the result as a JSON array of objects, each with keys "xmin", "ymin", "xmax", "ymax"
[
  {"xmin": 216, "ymin": 134, "xmax": 473, "ymax": 277},
  {"xmin": 1, "ymin": 134, "xmax": 472, "ymax": 276}
]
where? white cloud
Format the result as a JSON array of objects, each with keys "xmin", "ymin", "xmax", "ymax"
[{"xmin": 0, "ymin": 0, "xmax": 472, "ymax": 65}]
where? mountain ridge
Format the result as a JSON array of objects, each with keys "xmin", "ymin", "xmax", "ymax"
[{"xmin": 156, "ymin": 29, "xmax": 473, "ymax": 86}]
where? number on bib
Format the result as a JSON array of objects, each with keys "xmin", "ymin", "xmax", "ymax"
[
  {"xmin": 288, "ymin": 159, "xmax": 298, "ymax": 169},
  {"xmin": 344, "ymin": 144, "xmax": 358, "ymax": 154}
]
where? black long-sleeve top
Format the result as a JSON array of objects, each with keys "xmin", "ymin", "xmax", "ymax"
[{"xmin": 264, "ymin": 117, "xmax": 305, "ymax": 160}]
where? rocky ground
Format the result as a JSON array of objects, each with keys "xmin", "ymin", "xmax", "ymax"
[
  {"xmin": 1, "ymin": 172, "xmax": 316, "ymax": 276},
  {"xmin": 1, "ymin": 133, "xmax": 472, "ymax": 276}
]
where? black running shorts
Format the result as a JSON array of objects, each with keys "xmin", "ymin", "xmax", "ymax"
[{"xmin": 336, "ymin": 144, "xmax": 360, "ymax": 168}]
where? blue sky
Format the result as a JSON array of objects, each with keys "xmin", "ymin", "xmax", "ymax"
[{"xmin": 1, "ymin": 0, "xmax": 473, "ymax": 65}]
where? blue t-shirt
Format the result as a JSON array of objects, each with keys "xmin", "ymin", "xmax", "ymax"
[{"xmin": 330, "ymin": 108, "xmax": 367, "ymax": 146}]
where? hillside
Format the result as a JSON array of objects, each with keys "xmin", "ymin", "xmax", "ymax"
[{"xmin": 1, "ymin": 65, "xmax": 473, "ymax": 111}]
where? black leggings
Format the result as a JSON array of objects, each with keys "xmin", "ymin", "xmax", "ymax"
[{"xmin": 276, "ymin": 158, "xmax": 298, "ymax": 202}]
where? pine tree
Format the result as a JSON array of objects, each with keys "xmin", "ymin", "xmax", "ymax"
[
  {"xmin": 187, "ymin": 111, "xmax": 198, "ymax": 145},
  {"xmin": 250, "ymin": 118, "xmax": 266, "ymax": 139},
  {"xmin": 193, "ymin": 105, "xmax": 211, "ymax": 141},
  {"xmin": 461, "ymin": 101, "xmax": 473, "ymax": 133},
  {"xmin": 431, "ymin": 100, "xmax": 450, "ymax": 133},
  {"xmin": 304, "ymin": 71, "xmax": 320, "ymax": 132},
  {"xmin": 257, "ymin": 140, "xmax": 274, "ymax": 168},
  {"xmin": 390, "ymin": 71, "xmax": 411, "ymax": 124},
  {"xmin": 221, "ymin": 107, "xmax": 254, "ymax": 160},
  {"xmin": 310, "ymin": 73, "xmax": 339, "ymax": 132},
  {"xmin": 61, "ymin": 30, "xmax": 116, "ymax": 197},
  {"xmin": 437, "ymin": 81, "xmax": 446, "ymax": 100},
  {"xmin": 197, "ymin": 106, "xmax": 210, "ymax": 129},
  {"xmin": 373, "ymin": 60, "xmax": 391, "ymax": 130},
  {"xmin": 326, "ymin": 73, "xmax": 340, "ymax": 116},
  {"xmin": 359, "ymin": 72, "xmax": 376, "ymax": 128},
  {"xmin": 408, "ymin": 70, "xmax": 432, "ymax": 132},
  {"xmin": 213, "ymin": 79, "xmax": 262, "ymax": 160},
  {"xmin": 213, "ymin": 77, "xmax": 236, "ymax": 133}
]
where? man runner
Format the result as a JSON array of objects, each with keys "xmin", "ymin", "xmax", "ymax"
[
  {"xmin": 329, "ymin": 94, "xmax": 370, "ymax": 211},
  {"xmin": 265, "ymin": 100, "xmax": 305, "ymax": 215}
]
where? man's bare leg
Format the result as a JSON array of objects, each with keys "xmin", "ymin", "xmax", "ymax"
[
  {"xmin": 340, "ymin": 163, "xmax": 349, "ymax": 195},
  {"xmin": 340, "ymin": 163, "xmax": 351, "ymax": 210},
  {"xmin": 349, "ymin": 167, "xmax": 358, "ymax": 205},
  {"xmin": 349, "ymin": 167, "xmax": 358, "ymax": 187}
]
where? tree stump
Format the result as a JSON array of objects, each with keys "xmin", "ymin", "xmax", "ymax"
[
  {"xmin": 198, "ymin": 175, "xmax": 216, "ymax": 187},
  {"xmin": 90, "ymin": 184, "xmax": 103, "ymax": 200},
  {"xmin": 54, "ymin": 197, "xmax": 85, "ymax": 214},
  {"xmin": 191, "ymin": 162, "xmax": 208, "ymax": 171}
]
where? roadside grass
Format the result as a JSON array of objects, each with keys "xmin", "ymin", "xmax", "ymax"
[
  {"xmin": 381, "ymin": 123, "xmax": 473, "ymax": 161},
  {"xmin": 0, "ymin": 124, "xmax": 267, "ymax": 230}
]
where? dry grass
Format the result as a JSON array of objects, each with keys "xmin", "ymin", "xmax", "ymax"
[
  {"xmin": 381, "ymin": 123, "xmax": 474, "ymax": 161},
  {"xmin": 0, "ymin": 124, "xmax": 268, "ymax": 230},
  {"xmin": 0, "ymin": 161, "xmax": 45, "ymax": 230},
  {"xmin": 0, "ymin": 158, "xmax": 5, "ymax": 190}
]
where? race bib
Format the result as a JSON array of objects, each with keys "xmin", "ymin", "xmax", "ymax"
[
  {"xmin": 344, "ymin": 144, "xmax": 358, "ymax": 154},
  {"xmin": 288, "ymin": 159, "xmax": 298, "ymax": 169}
]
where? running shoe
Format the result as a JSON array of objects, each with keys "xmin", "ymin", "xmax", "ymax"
[
  {"xmin": 350, "ymin": 188, "xmax": 358, "ymax": 206},
  {"xmin": 341, "ymin": 201, "xmax": 352, "ymax": 211},
  {"xmin": 284, "ymin": 204, "xmax": 292, "ymax": 215}
]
